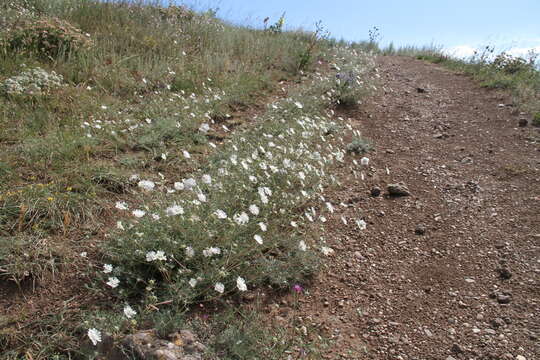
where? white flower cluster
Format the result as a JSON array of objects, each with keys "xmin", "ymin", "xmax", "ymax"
[{"xmin": 1, "ymin": 67, "xmax": 64, "ymax": 95}]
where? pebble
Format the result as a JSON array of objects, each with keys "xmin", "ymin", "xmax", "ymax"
[
  {"xmin": 497, "ymin": 294, "xmax": 512, "ymax": 304},
  {"xmin": 387, "ymin": 183, "xmax": 411, "ymax": 196},
  {"xmin": 516, "ymin": 356, "xmax": 526, "ymax": 360},
  {"xmin": 415, "ymin": 225, "xmax": 426, "ymax": 235},
  {"xmin": 371, "ymin": 186, "xmax": 382, "ymax": 197}
]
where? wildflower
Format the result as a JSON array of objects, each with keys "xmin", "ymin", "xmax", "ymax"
[
  {"xmin": 106, "ymin": 277, "xmax": 120, "ymax": 288},
  {"xmin": 115, "ymin": 201, "xmax": 128, "ymax": 210},
  {"xmin": 293, "ymin": 284, "xmax": 303, "ymax": 293},
  {"xmin": 116, "ymin": 221, "xmax": 125, "ymax": 230},
  {"xmin": 198, "ymin": 123, "xmax": 210, "ymax": 133},
  {"xmin": 236, "ymin": 277, "xmax": 247, "ymax": 291},
  {"xmin": 185, "ymin": 246, "xmax": 195, "ymax": 258},
  {"xmin": 80, "ymin": 252, "xmax": 87, "ymax": 257},
  {"xmin": 183, "ymin": 178, "xmax": 197, "ymax": 190},
  {"xmin": 203, "ymin": 247, "xmax": 221, "ymax": 257},
  {"xmin": 87, "ymin": 328, "xmax": 102, "ymax": 346},
  {"xmin": 326, "ymin": 202, "xmax": 335, "ymax": 213},
  {"xmin": 298, "ymin": 241, "xmax": 307, "ymax": 251},
  {"xmin": 174, "ymin": 182, "xmax": 184, "ymax": 190},
  {"xmin": 138, "ymin": 180, "xmax": 155, "ymax": 191},
  {"xmin": 321, "ymin": 246, "xmax": 335, "ymax": 256},
  {"xmin": 291, "ymin": 221, "xmax": 298, "ymax": 228},
  {"xmin": 103, "ymin": 264, "xmax": 113, "ymax": 274},
  {"xmin": 249, "ymin": 204, "xmax": 260, "ymax": 216},
  {"xmin": 356, "ymin": 219, "xmax": 367, "ymax": 230},
  {"xmin": 183, "ymin": 150, "xmax": 191, "ymax": 159},
  {"xmin": 319, "ymin": 216, "xmax": 327, "ymax": 223},
  {"xmin": 214, "ymin": 209, "xmax": 228, "ymax": 219},
  {"xmin": 258, "ymin": 222, "xmax": 267, "ymax": 232},
  {"xmin": 197, "ymin": 193, "xmax": 207, "ymax": 202},
  {"xmin": 151, "ymin": 213, "xmax": 161, "ymax": 220},
  {"xmin": 166, "ymin": 204, "xmax": 184, "ymax": 216},
  {"xmin": 201, "ymin": 174, "xmax": 212, "ymax": 184},
  {"xmin": 189, "ymin": 278, "xmax": 198, "ymax": 287},
  {"xmin": 360, "ymin": 157, "xmax": 369, "ymax": 166},
  {"xmin": 233, "ymin": 212, "xmax": 249, "ymax": 225},
  {"xmin": 123, "ymin": 305, "xmax": 137, "ymax": 319},
  {"xmin": 132, "ymin": 209, "xmax": 146, "ymax": 218},
  {"xmin": 215, "ymin": 282, "xmax": 225, "ymax": 293},
  {"xmin": 146, "ymin": 251, "xmax": 167, "ymax": 262},
  {"xmin": 294, "ymin": 101, "xmax": 304, "ymax": 109},
  {"xmin": 254, "ymin": 234, "xmax": 263, "ymax": 244}
]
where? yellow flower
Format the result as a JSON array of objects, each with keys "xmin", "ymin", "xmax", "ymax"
[{"xmin": 47, "ymin": 197, "xmax": 54, "ymax": 201}]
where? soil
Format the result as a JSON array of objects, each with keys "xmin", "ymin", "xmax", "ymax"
[{"xmin": 270, "ymin": 56, "xmax": 539, "ymax": 359}]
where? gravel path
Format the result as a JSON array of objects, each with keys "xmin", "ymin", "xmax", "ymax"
[{"xmin": 274, "ymin": 56, "xmax": 539, "ymax": 360}]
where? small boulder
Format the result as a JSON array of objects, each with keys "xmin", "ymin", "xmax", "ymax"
[{"xmin": 387, "ymin": 183, "xmax": 411, "ymax": 196}]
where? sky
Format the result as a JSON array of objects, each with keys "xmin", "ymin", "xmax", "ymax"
[{"xmin": 180, "ymin": 0, "xmax": 540, "ymax": 58}]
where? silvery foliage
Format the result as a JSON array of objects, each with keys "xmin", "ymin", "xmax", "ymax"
[{"xmin": 1, "ymin": 67, "xmax": 64, "ymax": 95}]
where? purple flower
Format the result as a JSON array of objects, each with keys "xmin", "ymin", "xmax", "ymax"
[{"xmin": 293, "ymin": 284, "xmax": 303, "ymax": 293}]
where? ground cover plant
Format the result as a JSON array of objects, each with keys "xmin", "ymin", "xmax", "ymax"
[{"xmin": 0, "ymin": 0, "xmax": 377, "ymax": 358}]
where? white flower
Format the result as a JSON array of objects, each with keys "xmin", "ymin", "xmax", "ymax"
[
  {"xmin": 254, "ymin": 234, "xmax": 263, "ymax": 244},
  {"xmin": 183, "ymin": 178, "xmax": 197, "ymax": 190},
  {"xmin": 115, "ymin": 201, "xmax": 128, "ymax": 210},
  {"xmin": 233, "ymin": 212, "xmax": 249, "ymax": 225},
  {"xmin": 151, "ymin": 213, "xmax": 160, "ymax": 220},
  {"xmin": 321, "ymin": 246, "xmax": 335, "ymax": 256},
  {"xmin": 214, "ymin": 209, "xmax": 228, "ymax": 219},
  {"xmin": 116, "ymin": 221, "xmax": 125, "ymax": 230},
  {"xmin": 185, "ymin": 246, "xmax": 195, "ymax": 258},
  {"xmin": 299, "ymin": 241, "xmax": 307, "ymax": 251},
  {"xmin": 197, "ymin": 193, "xmax": 207, "ymax": 202},
  {"xmin": 203, "ymin": 247, "xmax": 221, "ymax": 257},
  {"xmin": 123, "ymin": 305, "xmax": 137, "ymax": 319},
  {"xmin": 183, "ymin": 150, "xmax": 191, "ymax": 159},
  {"xmin": 103, "ymin": 264, "xmax": 113, "ymax": 273},
  {"xmin": 138, "ymin": 180, "xmax": 155, "ymax": 191},
  {"xmin": 146, "ymin": 251, "xmax": 167, "ymax": 262},
  {"xmin": 198, "ymin": 123, "xmax": 210, "ymax": 133},
  {"xmin": 319, "ymin": 216, "xmax": 327, "ymax": 223},
  {"xmin": 294, "ymin": 101, "xmax": 304, "ymax": 109},
  {"xmin": 215, "ymin": 282, "xmax": 225, "ymax": 294},
  {"xmin": 174, "ymin": 182, "xmax": 185, "ymax": 190},
  {"xmin": 80, "ymin": 252, "xmax": 87, "ymax": 257},
  {"xmin": 326, "ymin": 202, "xmax": 335, "ymax": 213},
  {"xmin": 166, "ymin": 204, "xmax": 184, "ymax": 216},
  {"xmin": 106, "ymin": 277, "xmax": 120, "ymax": 288},
  {"xmin": 360, "ymin": 157, "xmax": 369, "ymax": 166},
  {"xmin": 249, "ymin": 175, "xmax": 257, "ymax": 183},
  {"xmin": 356, "ymin": 219, "xmax": 367, "ymax": 230},
  {"xmin": 290, "ymin": 221, "xmax": 298, "ymax": 228},
  {"xmin": 249, "ymin": 204, "xmax": 260, "ymax": 216},
  {"xmin": 132, "ymin": 209, "xmax": 146, "ymax": 218},
  {"xmin": 189, "ymin": 278, "xmax": 198, "ymax": 287},
  {"xmin": 201, "ymin": 174, "xmax": 212, "ymax": 184},
  {"xmin": 87, "ymin": 328, "xmax": 102, "ymax": 346},
  {"xmin": 258, "ymin": 222, "xmax": 267, "ymax": 232},
  {"xmin": 236, "ymin": 277, "xmax": 247, "ymax": 291}
]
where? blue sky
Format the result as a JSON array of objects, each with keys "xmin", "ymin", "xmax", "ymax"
[{"xmin": 181, "ymin": 0, "xmax": 540, "ymax": 58}]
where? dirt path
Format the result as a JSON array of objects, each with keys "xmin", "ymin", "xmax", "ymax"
[{"xmin": 277, "ymin": 56, "xmax": 539, "ymax": 359}]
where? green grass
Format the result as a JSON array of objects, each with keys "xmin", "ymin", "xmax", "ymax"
[{"xmin": 0, "ymin": 0, "xmax": 377, "ymax": 358}]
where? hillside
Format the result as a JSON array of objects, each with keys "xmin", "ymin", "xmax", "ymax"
[{"xmin": 1, "ymin": 1, "xmax": 538, "ymax": 359}]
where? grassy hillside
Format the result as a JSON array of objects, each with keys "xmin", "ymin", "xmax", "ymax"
[{"xmin": 0, "ymin": 1, "xmax": 377, "ymax": 358}]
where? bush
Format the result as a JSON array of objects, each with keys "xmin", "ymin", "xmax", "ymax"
[
  {"xmin": 0, "ymin": 67, "xmax": 64, "ymax": 96},
  {"xmin": 2, "ymin": 17, "xmax": 92, "ymax": 59}
]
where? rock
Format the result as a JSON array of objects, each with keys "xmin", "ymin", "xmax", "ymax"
[
  {"xmin": 416, "ymin": 87, "xmax": 427, "ymax": 93},
  {"xmin": 415, "ymin": 225, "xmax": 426, "ymax": 235},
  {"xmin": 497, "ymin": 294, "xmax": 512, "ymax": 304},
  {"xmin": 491, "ymin": 318, "xmax": 506, "ymax": 328},
  {"xmin": 497, "ymin": 267, "xmax": 512, "ymax": 280},
  {"xmin": 518, "ymin": 118, "xmax": 528, "ymax": 127},
  {"xmin": 370, "ymin": 186, "xmax": 382, "ymax": 197},
  {"xmin": 446, "ymin": 356, "xmax": 457, "ymax": 360},
  {"xmin": 451, "ymin": 343, "xmax": 464, "ymax": 354},
  {"xmin": 387, "ymin": 183, "xmax": 411, "ymax": 196},
  {"xmin": 121, "ymin": 329, "xmax": 206, "ymax": 360},
  {"xmin": 484, "ymin": 329, "xmax": 496, "ymax": 335},
  {"xmin": 516, "ymin": 356, "xmax": 527, "ymax": 360}
]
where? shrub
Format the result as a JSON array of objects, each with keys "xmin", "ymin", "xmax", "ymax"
[
  {"xmin": 2, "ymin": 17, "xmax": 92, "ymax": 59},
  {"xmin": 346, "ymin": 137, "xmax": 372, "ymax": 154},
  {"xmin": 0, "ymin": 67, "xmax": 64, "ymax": 96}
]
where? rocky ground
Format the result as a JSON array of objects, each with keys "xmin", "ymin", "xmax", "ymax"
[{"xmin": 268, "ymin": 56, "xmax": 539, "ymax": 359}]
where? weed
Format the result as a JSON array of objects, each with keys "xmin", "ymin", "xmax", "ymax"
[{"xmin": 346, "ymin": 137, "xmax": 372, "ymax": 154}]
